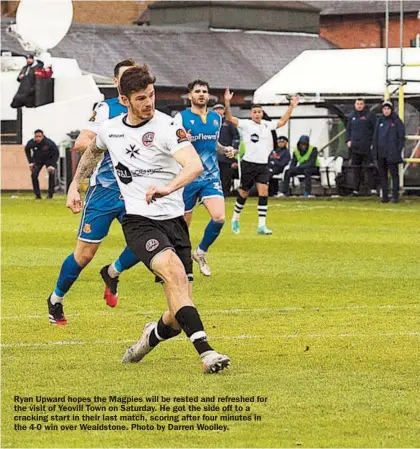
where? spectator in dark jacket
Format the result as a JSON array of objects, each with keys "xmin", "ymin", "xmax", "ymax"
[
  {"xmin": 281, "ymin": 135, "xmax": 320, "ymax": 198},
  {"xmin": 25, "ymin": 129, "xmax": 59, "ymax": 199},
  {"xmin": 214, "ymin": 104, "xmax": 240, "ymax": 197},
  {"xmin": 11, "ymin": 54, "xmax": 44, "ymax": 109},
  {"xmin": 268, "ymin": 136, "xmax": 291, "ymax": 196},
  {"xmin": 346, "ymin": 98, "xmax": 377, "ymax": 195},
  {"xmin": 372, "ymin": 100, "xmax": 405, "ymax": 203}
]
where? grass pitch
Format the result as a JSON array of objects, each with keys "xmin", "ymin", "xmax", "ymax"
[{"xmin": 2, "ymin": 193, "xmax": 420, "ymax": 448}]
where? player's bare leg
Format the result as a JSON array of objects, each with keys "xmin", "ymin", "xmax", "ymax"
[
  {"xmin": 192, "ymin": 196, "xmax": 225, "ymax": 276},
  {"xmin": 231, "ymin": 188, "xmax": 249, "ymax": 234},
  {"xmin": 184, "ymin": 211, "xmax": 193, "ymax": 227},
  {"xmin": 122, "ymin": 249, "xmax": 230, "ymax": 373},
  {"xmin": 256, "ymin": 183, "xmax": 272, "ymax": 235}
]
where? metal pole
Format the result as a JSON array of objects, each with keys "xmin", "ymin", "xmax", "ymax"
[
  {"xmin": 399, "ymin": 0, "xmax": 404, "ymax": 189},
  {"xmin": 385, "ymin": 0, "xmax": 390, "ymax": 99}
]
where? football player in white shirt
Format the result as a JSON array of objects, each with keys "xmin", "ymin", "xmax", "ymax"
[
  {"xmin": 224, "ymin": 88, "xmax": 299, "ymax": 235},
  {"xmin": 67, "ymin": 66, "xmax": 231, "ymax": 374}
]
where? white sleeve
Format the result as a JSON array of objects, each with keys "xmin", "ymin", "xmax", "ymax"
[
  {"xmin": 166, "ymin": 121, "xmax": 191, "ymax": 155},
  {"xmin": 84, "ymin": 102, "xmax": 110, "ymax": 133},
  {"xmin": 172, "ymin": 112, "xmax": 184, "ymax": 128},
  {"xmin": 95, "ymin": 122, "xmax": 108, "ymax": 150},
  {"xmin": 236, "ymin": 118, "xmax": 250, "ymax": 131},
  {"xmin": 265, "ymin": 120, "xmax": 278, "ymax": 131}
]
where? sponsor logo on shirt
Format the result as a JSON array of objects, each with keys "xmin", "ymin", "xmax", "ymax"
[
  {"xmin": 125, "ymin": 144, "xmax": 140, "ymax": 159},
  {"xmin": 131, "ymin": 167, "xmax": 164, "ymax": 177},
  {"xmin": 115, "ymin": 162, "xmax": 133, "ymax": 184},
  {"xmin": 190, "ymin": 133, "xmax": 218, "ymax": 142},
  {"xmin": 89, "ymin": 111, "xmax": 97, "ymax": 122},
  {"xmin": 142, "ymin": 132, "xmax": 155, "ymax": 147},
  {"xmin": 109, "ymin": 133, "xmax": 124, "ymax": 138},
  {"xmin": 145, "ymin": 239, "xmax": 160, "ymax": 252},
  {"xmin": 250, "ymin": 133, "xmax": 260, "ymax": 143}
]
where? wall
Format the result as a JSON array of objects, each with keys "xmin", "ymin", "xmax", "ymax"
[
  {"xmin": 1, "ymin": 145, "xmax": 48, "ymax": 191},
  {"xmin": 320, "ymin": 14, "xmax": 419, "ymax": 49},
  {"xmin": 72, "ymin": 1, "xmax": 150, "ymax": 24}
]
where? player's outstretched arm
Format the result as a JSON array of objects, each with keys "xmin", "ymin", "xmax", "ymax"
[
  {"xmin": 224, "ymin": 88, "xmax": 239, "ymax": 127},
  {"xmin": 67, "ymin": 137, "xmax": 106, "ymax": 213},
  {"xmin": 216, "ymin": 141, "xmax": 236, "ymax": 158},
  {"xmin": 276, "ymin": 95, "xmax": 300, "ymax": 129},
  {"xmin": 146, "ymin": 145, "xmax": 203, "ymax": 204}
]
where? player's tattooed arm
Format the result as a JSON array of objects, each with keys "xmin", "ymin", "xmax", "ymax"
[
  {"xmin": 72, "ymin": 137, "xmax": 105, "ymax": 188},
  {"xmin": 66, "ymin": 138, "xmax": 106, "ymax": 214}
]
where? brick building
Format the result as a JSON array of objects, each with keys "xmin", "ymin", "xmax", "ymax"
[{"xmin": 307, "ymin": 1, "xmax": 420, "ymax": 49}]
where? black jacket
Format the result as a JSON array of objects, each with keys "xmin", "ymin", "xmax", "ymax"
[
  {"xmin": 269, "ymin": 148, "xmax": 291, "ymax": 175},
  {"xmin": 25, "ymin": 137, "xmax": 59, "ymax": 166},
  {"xmin": 218, "ymin": 118, "xmax": 240, "ymax": 163},
  {"xmin": 10, "ymin": 61, "xmax": 44, "ymax": 108},
  {"xmin": 372, "ymin": 113, "xmax": 405, "ymax": 164},
  {"xmin": 345, "ymin": 108, "xmax": 376, "ymax": 154}
]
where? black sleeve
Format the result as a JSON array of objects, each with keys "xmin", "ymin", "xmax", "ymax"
[
  {"xmin": 24, "ymin": 141, "xmax": 33, "ymax": 164},
  {"xmin": 307, "ymin": 148, "xmax": 318, "ymax": 167},
  {"xmin": 372, "ymin": 119, "xmax": 379, "ymax": 160},
  {"xmin": 48, "ymin": 139, "xmax": 60, "ymax": 163},
  {"xmin": 396, "ymin": 118, "xmax": 406, "ymax": 152},
  {"xmin": 345, "ymin": 113, "xmax": 352, "ymax": 142},
  {"xmin": 230, "ymin": 122, "xmax": 240, "ymax": 148},
  {"xmin": 290, "ymin": 153, "xmax": 298, "ymax": 168},
  {"xmin": 16, "ymin": 67, "xmax": 25, "ymax": 83}
]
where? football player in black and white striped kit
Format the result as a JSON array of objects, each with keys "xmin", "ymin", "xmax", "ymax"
[
  {"xmin": 67, "ymin": 66, "xmax": 230, "ymax": 374},
  {"xmin": 224, "ymin": 88, "xmax": 299, "ymax": 235}
]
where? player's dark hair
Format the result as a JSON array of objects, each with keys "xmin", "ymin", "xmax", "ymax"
[
  {"xmin": 251, "ymin": 104, "xmax": 263, "ymax": 110},
  {"xmin": 34, "ymin": 129, "xmax": 44, "ymax": 134},
  {"xmin": 119, "ymin": 65, "xmax": 156, "ymax": 98},
  {"xmin": 113, "ymin": 59, "xmax": 136, "ymax": 78},
  {"xmin": 188, "ymin": 79, "xmax": 210, "ymax": 92},
  {"xmin": 356, "ymin": 97, "xmax": 365, "ymax": 102}
]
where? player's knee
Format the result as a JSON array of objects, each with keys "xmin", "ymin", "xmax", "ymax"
[
  {"xmin": 212, "ymin": 213, "xmax": 225, "ymax": 223},
  {"xmin": 159, "ymin": 251, "xmax": 187, "ymax": 285},
  {"xmin": 74, "ymin": 246, "xmax": 97, "ymax": 267},
  {"xmin": 239, "ymin": 189, "xmax": 248, "ymax": 198}
]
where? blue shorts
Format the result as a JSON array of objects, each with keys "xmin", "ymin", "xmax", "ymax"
[
  {"xmin": 183, "ymin": 178, "xmax": 224, "ymax": 213},
  {"xmin": 78, "ymin": 184, "xmax": 126, "ymax": 243}
]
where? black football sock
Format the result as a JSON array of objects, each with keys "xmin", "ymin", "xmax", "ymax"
[
  {"xmin": 148, "ymin": 316, "xmax": 181, "ymax": 348},
  {"xmin": 175, "ymin": 306, "xmax": 213, "ymax": 355}
]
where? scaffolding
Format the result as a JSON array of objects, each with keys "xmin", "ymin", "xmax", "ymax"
[{"xmin": 384, "ymin": 0, "xmax": 420, "ymax": 189}]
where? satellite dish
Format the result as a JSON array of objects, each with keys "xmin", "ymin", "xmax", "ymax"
[{"xmin": 16, "ymin": 0, "xmax": 73, "ymax": 52}]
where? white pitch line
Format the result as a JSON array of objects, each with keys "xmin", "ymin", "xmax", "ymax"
[
  {"xmin": 2, "ymin": 331, "xmax": 420, "ymax": 349},
  {"xmin": 1, "ymin": 304, "xmax": 419, "ymax": 321},
  {"xmin": 270, "ymin": 204, "xmax": 420, "ymax": 213}
]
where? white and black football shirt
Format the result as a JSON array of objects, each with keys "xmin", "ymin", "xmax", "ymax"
[
  {"xmin": 237, "ymin": 119, "xmax": 277, "ymax": 164},
  {"xmin": 96, "ymin": 110, "xmax": 190, "ymax": 220}
]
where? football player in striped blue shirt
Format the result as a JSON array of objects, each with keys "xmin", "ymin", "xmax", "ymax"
[
  {"xmin": 174, "ymin": 80, "xmax": 235, "ymax": 276},
  {"xmin": 47, "ymin": 60, "xmax": 140, "ymax": 325}
]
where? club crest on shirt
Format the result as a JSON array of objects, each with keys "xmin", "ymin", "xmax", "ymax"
[
  {"xmin": 176, "ymin": 128, "xmax": 189, "ymax": 143},
  {"xmin": 89, "ymin": 111, "xmax": 97, "ymax": 122},
  {"xmin": 83, "ymin": 224, "xmax": 91, "ymax": 234},
  {"xmin": 145, "ymin": 239, "xmax": 160, "ymax": 252},
  {"xmin": 142, "ymin": 132, "xmax": 155, "ymax": 147},
  {"xmin": 213, "ymin": 119, "xmax": 219, "ymax": 126}
]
